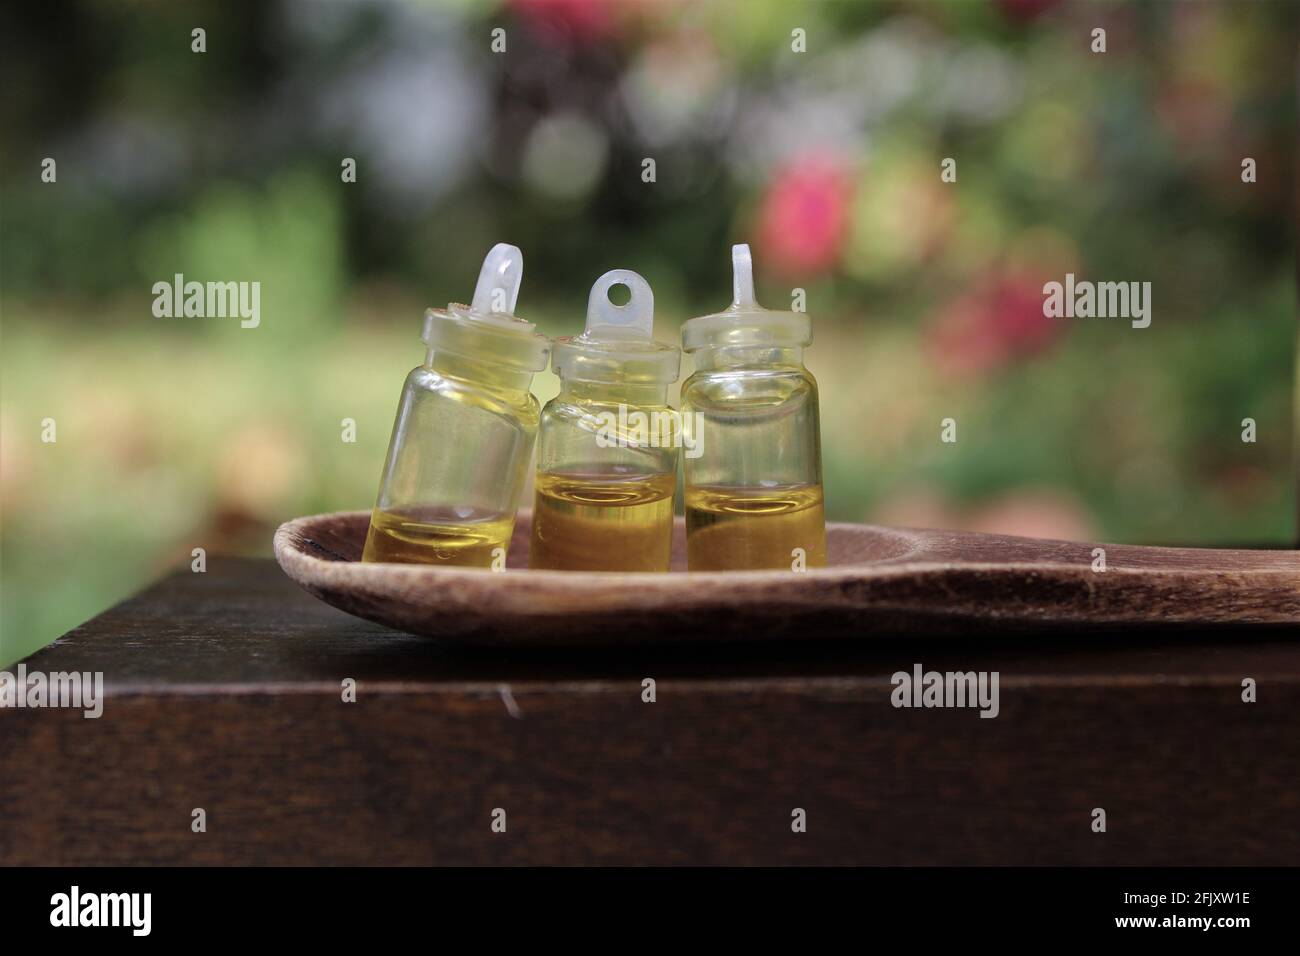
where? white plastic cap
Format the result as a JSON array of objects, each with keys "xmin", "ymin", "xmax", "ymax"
[
  {"xmin": 731, "ymin": 243, "xmax": 758, "ymax": 310},
  {"xmin": 469, "ymin": 242, "xmax": 524, "ymax": 317},
  {"xmin": 679, "ymin": 243, "xmax": 811, "ymax": 354},
  {"xmin": 551, "ymin": 268, "xmax": 679, "ymax": 384},
  {"xmin": 422, "ymin": 242, "xmax": 550, "ymax": 372},
  {"xmin": 585, "ymin": 269, "xmax": 655, "ymax": 339}
]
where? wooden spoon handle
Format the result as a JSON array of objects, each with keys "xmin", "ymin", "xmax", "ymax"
[
  {"xmin": 836, "ymin": 525, "xmax": 1300, "ymax": 627},
  {"xmin": 875, "ymin": 525, "xmax": 1300, "ymax": 573}
]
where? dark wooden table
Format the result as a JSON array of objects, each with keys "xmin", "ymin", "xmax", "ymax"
[{"xmin": 3, "ymin": 556, "xmax": 1298, "ymax": 865}]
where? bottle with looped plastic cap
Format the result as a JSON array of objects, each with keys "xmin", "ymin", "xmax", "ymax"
[
  {"xmin": 363, "ymin": 244, "xmax": 551, "ymax": 568},
  {"xmin": 529, "ymin": 269, "xmax": 681, "ymax": 571},
  {"xmin": 679, "ymin": 244, "xmax": 826, "ymax": 570}
]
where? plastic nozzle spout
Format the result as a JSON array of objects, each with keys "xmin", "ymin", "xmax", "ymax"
[
  {"xmin": 585, "ymin": 269, "xmax": 654, "ymax": 338},
  {"xmin": 731, "ymin": 243, "xmax": 758, "ymax": 310},
  {"xmin": 470, "ymin": 243, "xmax": 524, "ymax": 316}
]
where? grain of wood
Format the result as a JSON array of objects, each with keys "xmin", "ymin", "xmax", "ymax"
[{"xmin": 4, "ymin": 558, "xmax": 1298, "ymax": 865}]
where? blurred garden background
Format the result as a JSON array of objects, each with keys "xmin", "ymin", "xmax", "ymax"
[{"xmin": 1, "ymin": 0, "xmax": 1297, "ymax": 666}]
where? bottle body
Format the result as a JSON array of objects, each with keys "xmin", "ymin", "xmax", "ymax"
[
  {"xmin": 363, "ymin": 357, "xmax": 540, "ymax": 568},
  {"xmin": 529, "ymin": 384, "xmax": 678, "ymax": 571},
  {"xmin": 681, "ymin": 353, "xmax": 826, "ymax": 571}
]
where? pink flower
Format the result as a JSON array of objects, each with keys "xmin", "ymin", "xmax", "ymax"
[
  {"xmin": 929, "ymin": 270, "xmax": 1063, "ymax": 376},
  {"xmin": 756, "ymin": 154, "xmax": 853, "ymax": 278},
  {"xmin": 509, "ymin": 0, "xmax": 617, "ymax": 45}
]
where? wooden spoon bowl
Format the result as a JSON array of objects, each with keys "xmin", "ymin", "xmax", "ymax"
[{"xmin": 272, "ymin": 510, "xmax": 1299, "ymax": 645}]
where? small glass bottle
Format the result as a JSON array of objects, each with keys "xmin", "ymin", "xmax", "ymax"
[
  {"xmin": 363, "ymin": 243, "xmax": 551, "ymax": 568},
  {"xmin": 680, "ymin": 244, "xmax": 827, "ymax": 571},
  {"xmin": 529, "ymin": 270, "xmax": 681, "ymax": 572}
]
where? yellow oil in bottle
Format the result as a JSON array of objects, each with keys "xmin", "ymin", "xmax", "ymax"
[
  {"xmin": 684, "ymin": 483, "xmax": 827, "ymax": 571},
  {"xmin": 529, "ymin": 470, "xmax": 676, "ymax": 571},
  {"xmin": 362, "ymin": 506, "xmax": 514, "ymax": 568}
]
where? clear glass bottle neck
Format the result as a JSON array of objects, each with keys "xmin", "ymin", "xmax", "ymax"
[
  {"xmin": 688, "ymin": 344, "xmax": 806, "ymax": 372},
  {"xmin": 558, "ymin": 377, "xmax": 671, "ymax": 406},
  {"xmin": 425, "ymin": 348, "xmax": 536, "ymax": 394}
]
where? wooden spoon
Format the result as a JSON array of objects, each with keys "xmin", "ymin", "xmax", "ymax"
[{"xmin": 273, "ymin": 510, "xmax": 1299, "ymax": 645}]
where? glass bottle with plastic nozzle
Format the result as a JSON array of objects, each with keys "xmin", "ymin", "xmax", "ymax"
[
  {"xmin": 679, "ymin": 244, "xmax": 826, "ymax": 571},
  {"xmin": 363, "ymin": 243, "xmax": 551, "ymax": 568},
  {"xmin": 529, "ymin": 270, "xmax": 681, "ymax": 572}
]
